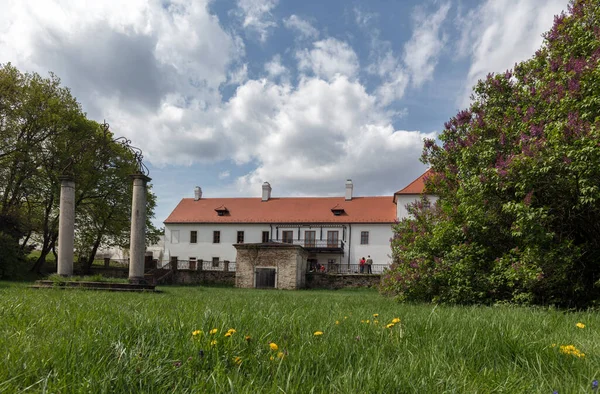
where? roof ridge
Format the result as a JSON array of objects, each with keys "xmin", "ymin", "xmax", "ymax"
[{"xmin": 394, "ymin": 168, "xmax": 431, "ymax": 194}]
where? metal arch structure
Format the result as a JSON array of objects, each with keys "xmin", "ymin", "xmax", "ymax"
[{"xmin": 100, "ymin": 120, "xmax": 149, "ymax": 177}]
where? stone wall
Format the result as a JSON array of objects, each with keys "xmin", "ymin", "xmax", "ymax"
[
  {"xmin": 170, "ymin": 270, "xmax": 235, "ymax": 286},
  {"xmin": 87, "ymin": 263, "xmax": 380, "ymax": 290},
  {"xmin": 235, "ymin": 244, "xmax": 308, "ymax": 289},
  {"xmin": 305, "ymin": 273, "xmax": 381, "ymax": 289}
]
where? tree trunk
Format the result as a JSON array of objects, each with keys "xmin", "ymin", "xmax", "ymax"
[
  {"xmin": 83, "ymin": 235, "xmax": 103, "ymax": 274},
  {"xmin": 20, "ymin": 230, "xmax": 32, "ymax": 251}
]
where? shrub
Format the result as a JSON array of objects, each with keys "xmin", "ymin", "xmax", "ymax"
[{"xmin": 383, "ymin": 0, "xmax": 600, "ymax": 307}]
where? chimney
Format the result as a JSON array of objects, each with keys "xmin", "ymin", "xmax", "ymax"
[
  {"xmin": 345, "ymin": 179, "xmax": 353, "ymax": 201},
  {"xmin": 194, "ymin": 186, "xmax": 202, "ymax": 201},
  {"xmin": 262, "ymin": 182, "xmax": 272, "ymax": 202}
]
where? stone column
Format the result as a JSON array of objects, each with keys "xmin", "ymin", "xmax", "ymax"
[
  {"xmin": 57, "ymin": 176, "xmax": 75, "ymax": 276},
  {"xmin": 128, "ymin": 174, "xmax": 151, "ymax": 283}
]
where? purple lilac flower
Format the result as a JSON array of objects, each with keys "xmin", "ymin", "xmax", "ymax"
[
  {"xmin": 456, "ymin": 110, "xmax": 472, "ymax": 126},
  {"xmin": 568, "ymin": 79, "xmax": 580, "ymax": 94},
  {"xmin": 530, "ymin": 125, "xmax": 543, "ymax": 138}
]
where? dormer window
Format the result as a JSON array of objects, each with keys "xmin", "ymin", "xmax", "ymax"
[
  {"xmin": 214, "ymin": 206, "xmax": 229, "ymax": 216},
  {"xmin": 331, "ymin": 205, "xmax": 345, "ymax": 216}
]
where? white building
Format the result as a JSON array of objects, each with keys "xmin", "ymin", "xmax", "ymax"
[{"xmin": 163, "ymin": 170, "xmax": 432, "ymax": 271}]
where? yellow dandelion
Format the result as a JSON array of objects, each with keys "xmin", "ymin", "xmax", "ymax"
[
  {"xmin": 269, "ymin": 342, "xmax": 278, "ymax": 351},
  {"xmin": 391, "ymin": 318, "xmax": 400, "ymax": 324},
  {"xmin": 227, "ymin": 328, "xmax": 237, "ymax": 334},
  {"xmin": 360, "ymin": 320, "xmax": 365, "ymax": 323},
  {"xmin": 335, "ymin": 320, "xmax": 340, "ymax": 325},
  {"xmin": 192, "ymin": 330, "xmax": 201, "ymax": 337},
  {"xmin": 210, "ymin": 340, "xmax": 217, "ymax": 346},
  {"xmin": 245, "ymin": 335, "xmax": 252, "ymax": 341},
  {"xmin": 374, "ymin": 320, "xmax": 379, "ymax": 325},
  {"xmin": 373, "ymin": 314, "xmax": 379, "ymax": 318},
  {"xmin": 386, "ymin": 323, "xmax": 395, "ymax": 329},
  {"xmin": 559, "ymin": 344, "xmax": 585, "ymax": 358},
  {"xmin": 277, "ymin": 352, "xmax": 284, "ymax": 359},
  {"xmin": 366, "ymin": 320, "xmax": 370, "ymax": 324},
  {"xmin": 209, "ymin": 328, "xmax": 218, "ymax": 335},
  {"xmin": 224, "ymin": 332, "xmax": 232, "ymax": 337},
  {"xmin": 314, "ymin": 331, "xmax": 324, "ymax": 336},
  {"xmin": 233, "ymin": 356, "xmax": 242, "ymax": 365},
  {"xmin": 344, "ymin": 316, "xmax": 348, "ymax": 319},
  {"xmin": 270, "ymin": 356, "xmax": 274, "ymax": 360},
  {"xmin": 551, "ymin": 343, "xmax": 557, "ymax": 348},
  {"xmin": 576, "ymin": 322, "xmax": 585, "ymax": 329}
]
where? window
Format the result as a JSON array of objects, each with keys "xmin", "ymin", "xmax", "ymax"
[
  {"xmin": 171, "ymin": 230, "xmax": 180, "ymax": 244},
  {"xmin": 237, "ymin": 231, "xmax": 244, "ymax": 243},
  {"xmin": 304, "ymin": 231, "xmax": 316, "ymax": 247},
  {"xmin": 327, "ymin": 231, "xmax": 339, "ymax": 248},
  {"xmin": 213, "ymin": 231, "xmax": 220, "ymax": 243},
  {"xmin": 282, "ymin": 231, "xmax": 293, "ymax": 244},
  {"xmin": 360, "ymin": 231, "xmax": 369, "ymax": 245},
  {"xmin": 262, "ymin": 231, "xmax": 270, "ymax": 243},
  {"xmin": 212, "ymin": 257, "xmax": 220, "ymax": 267},
  {"xmin": 190, "ymin": 231, "xmax": 197, "ymax": 243}
]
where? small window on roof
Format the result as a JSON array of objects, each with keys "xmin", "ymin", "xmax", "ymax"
[
  {"xmin": 215, "ymin": 206, "xmax": 229, "ymax": 216},
  {"xmin": 331, "ymin": 205, "xmax": 345, "ymax": 216}
]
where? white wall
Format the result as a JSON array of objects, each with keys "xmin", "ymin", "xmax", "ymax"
[
  {"xmin": 165, "ymin": 223, "xmax": 272, "ymax": 263},
  {"xmin": 164, "ymin": 222, "xmax": 395, "ymax": 268},
  {"xmin": 395, "ymin": 194, "xmax": 438, "ymax": 220},
  {"xmin": 347, "ymin": 224, "xmax": 393, "ymax": 267}
]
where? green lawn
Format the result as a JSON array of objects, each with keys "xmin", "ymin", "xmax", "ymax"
[{"xmin": 0, "ymin": 283, "xmax": 598, "ymax": 393}]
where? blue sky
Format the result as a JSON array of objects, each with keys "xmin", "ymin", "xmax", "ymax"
[{"xmin": 0, "ymin": 0, "xmax": 569, "ymax": 227}]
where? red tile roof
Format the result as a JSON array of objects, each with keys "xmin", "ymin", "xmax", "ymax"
[
  {"xmin": 394, "ymin": 169, "xmax": 431, "ymax": 195},
  {"xmin": 392, "ymin": 169, "xmax": 432, "ymax": 204},
  {"xmin": 164, "ymin": 196, "xmax": 396, "ymax": 224}
]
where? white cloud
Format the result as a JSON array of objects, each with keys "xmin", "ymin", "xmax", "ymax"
[
  {"xmin": 353, "ymin": 7, "xmax": 377, "ymax": 29},
  {"xmin": 229, "ymin": 75, "xmax": 433, "ymax": 196},
  {"xmin": 235, "ymin": 0, "xmax": 279, "ymax": 42},
  {"xmin": 0, "ymin": 0, "xmax": 432, "ymax": 204},
  {"xmin": 403, "ymin": 2, "xmax": 451, "ymax": 88},
  {"xmin": 264, "ymin": 54, "xmax": 289, "ymax": 81},
  {"xmin": 218, "ymin": 171, "xmax": 230, "ymax": 179},
  {"xmin": 457, "ymin": 0, "xmax": 568, "ymax": 107},
  {"xmin": 296, "ymin": 38, "xmax": 359, "ymax": 80},
  {"xmin": 283, "ymin": 14, "xmax": 319, "ymax": 40},
  {"xmin": 0, "ymin": 0, "xmax": 241, "ymax": 117},
  {"xmin": 227, "ymin": 63, "xmax": 248, "ymax": 86}
]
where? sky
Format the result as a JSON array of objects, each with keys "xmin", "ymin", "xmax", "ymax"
[{"xmin": 0, "ymin": 0, "xmax": 569, "ymax": 227}]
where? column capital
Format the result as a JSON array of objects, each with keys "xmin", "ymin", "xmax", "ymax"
[
  {"xmin": 58, "ymin": 175, "xmax": 75, "ymax": 183},
  {"xmin": 129, "ymin": 173, "xmax": 152, "ymax": 183}
]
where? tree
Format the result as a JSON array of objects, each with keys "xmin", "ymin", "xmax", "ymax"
[
  {"xmin": 382, "ymin": 0, "xmax": 600, "ymax": 307},
  {"xmin": 0, "ymin": 64, "xmax": 158, "ymax": 275}
]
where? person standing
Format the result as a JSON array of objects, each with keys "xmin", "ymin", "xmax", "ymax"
[
  {"xmin": 366, "ymin": 255, "xmax": 373, "ymax": 274},
  {"xmin": 359, "ymin": 257, "xmax": 365, "ymax": 273}
]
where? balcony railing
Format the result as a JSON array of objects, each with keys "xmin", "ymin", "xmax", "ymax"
[
  {"xmin": 271, "ymin": 239, "xmax": 345, "ymax": 250},
  {"xmin": 309, "ymin": 263, "xmax": 388, "ymax": 275},
  {"xmin": 159, "ymin": 259, "xmax": 236, "ymax": 272}
]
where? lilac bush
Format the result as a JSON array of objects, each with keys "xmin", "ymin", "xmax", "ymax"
[{"xmin": 383, "ymin": 0, "xmax": 600, "ymax": 306}]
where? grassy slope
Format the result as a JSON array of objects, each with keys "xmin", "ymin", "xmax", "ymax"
[{"xmin": 0, "ymin": 282, "xmax": 598, "ymax": 393}]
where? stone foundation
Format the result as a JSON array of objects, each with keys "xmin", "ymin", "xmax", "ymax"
[{"xmin": 305, "ymin": 273, "xmax": 381, "ymax": 289}]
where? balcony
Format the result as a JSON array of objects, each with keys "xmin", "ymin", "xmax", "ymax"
[{"xmin": 271, "ymin": 239, "xmax": 345, "ymax": 253}]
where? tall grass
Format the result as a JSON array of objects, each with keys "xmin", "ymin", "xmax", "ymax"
[{"xmin": 0, "ymin": 283, "xmax": 598, "ymax": 393}]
